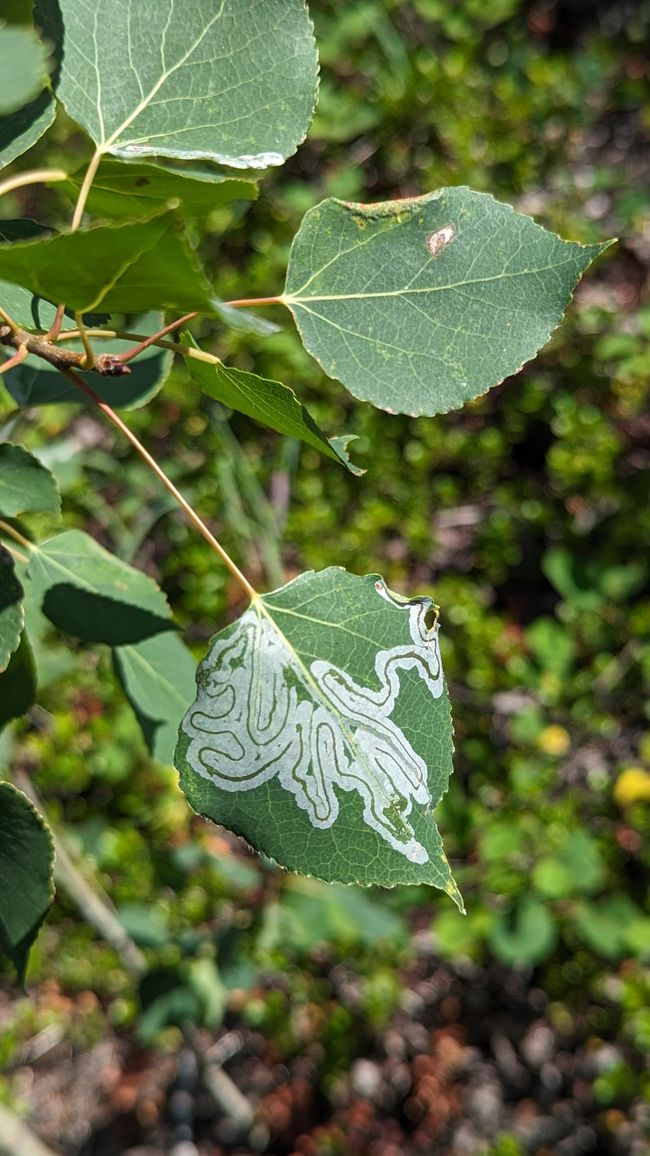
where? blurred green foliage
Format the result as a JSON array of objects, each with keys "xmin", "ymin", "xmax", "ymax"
[{"xmin": 1, "ymin": 0, "xmax": 649, "ymax": 1145}]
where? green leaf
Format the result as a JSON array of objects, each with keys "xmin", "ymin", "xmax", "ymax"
[
  {"xmin": 19, "ymin": 568, "xmax": 75, "ymax": 688},
  {"xmin": 0, "ymin": 220, "xmax": 109, "ymax": 331},
  {"xmin": 38, "ymin": 0, "xmax": 318, "ymax": 169},
  {"xmin": 489, "ymin": 897, "xmax": 557, "ymax": 967},
  {"xmin": 0, "ymin": 780, "xmax": 54, "ymax": 983},
  {"xmin": 574, "ymin": 895, "xmax": 644, "ymax": 961},
  {"xmin": 0, "ymin": 218, "xmax": 54, "ymax": 330},
  {"xmin": 0, "ymin": 442, "xmax": 60, "ymax": 517},
  {"xmin": 270, "ymin": 878, "xmax": 407, "ymax": 953},
  {"xmin": 183, "ymin": 336, "xmax": 363, "ymax": 474},
  {"xmin": 0, "ymin": 632, "xmax": 36, "ymax": 729},
  {"xmin": 0, "ymin": 209, "xmax": 215, "ymax": 316},
  {"xmin": 66, "ymin": 157, "xmax": 258, "ymax": 220},
  {"xmin": 114, "ymin": 632, "xmax": 197, "ymax": 765},
  {"xmin": 0, "ymin": 21, "xmax": 50, "ymax": 115},
  {"xmin": 26, "ymin": 529, "xmax": 174, "ymax": 645},
  {"xmin": 0, "ymin": 545, "xmax": 23, "ymax": 672},
  {"xmin": 5, "ymin": 313, "xmax": 173, "ymax": 410},
  {"xmin": 0, "ymin": 86, "xmax": 54, "ymax": 171},
  {"xmin": 284, "ymin": 189, "xmax": 611, "ymax": 416},
  {"xmin": 176, "ymin": 568, "xmax": 462, "ymax": 900}
]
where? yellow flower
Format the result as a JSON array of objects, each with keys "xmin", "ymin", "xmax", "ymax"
[
  {"xmin": 537, "ymin": 725, "xmax": 570, "ymax": 757},
  {"xmin": 613, "ymin": 767, "xmax": 650, "ymax": 808}
]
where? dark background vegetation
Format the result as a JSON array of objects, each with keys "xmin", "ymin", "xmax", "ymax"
[{"xmin": 1, "ymin": 1, "xmax": 649, "ymax": 1153}]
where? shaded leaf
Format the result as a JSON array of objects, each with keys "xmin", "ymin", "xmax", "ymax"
[
  {"xmin": 0, "ymin": 780, "xmax": 54, "ymax": 982},
  {"xmin": 5, "ymin": 313, "xmax": 173, "ymax": 410},
  {"xmin": 114, "ymin": 631, "xmax": 197, "ymax": 765},
  {"xmin": 284, "ymin": 188, "xmax": 611, "ymax": 416},
  {"xmin": 0, "ymin": 441, "xmax": 60, "ymax": 516},
  {"xmin": 27, "ymin": 529, "xmax": 174, "ymax": 645},
  {"xmin": 0, "ymin": 209, "xmax": 215, "ymax": 315},
  {"xmin": 39, "ymin": 0, "xmax": 318, "ymax": 169},
  {"xmin": 137, "ymin": 965, "xmax": 201, "ymax": 1044},
  {"xmin": 183, "ymin": 335, "xmax": 362, "ymax": 474},
  {"xmin": 574, "ymin": 895, "xmax": 645, "ymax": 961},
  {"xmin": 0, "ymin": 219, "xmax": 109, "ymax": 331},
  {"xmin": 0, "ymin": 21, "xmax": 50, "ymax": 115},
  {"xmin": 489, "ymin": 897, "xmax": 557, "ymax": 967},
  {"xmin": 67, "ymin": 157, "xmax": 258, "ymax": 220},
  {"xmin": 270, "ymin": 878, "xmax": 407, "ymax": 953},
  {"xmin": 0, "ymin": 86, "xmax": 54, "ymax": 171},
  {"xmin": 0, "ymin": 633, "xmax": 36, "ymax": 730},
  {"xmin": 0, "ymin": 545, "xmax": 23, "ymax": 672},
  {"xmin": 176, "ymin": 567, "xmax": 461, "ymax": 899},
  {"xmin": 19, "ymin": 567, "xmax": 75, "ymax": 687}
]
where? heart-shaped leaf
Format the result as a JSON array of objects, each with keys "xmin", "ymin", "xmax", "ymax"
[
  {"xmin": 176, "ymin": 568, "xmax": 462, "ymax": 901},
  {"xmin": 38, "ymin": 0, "xmax": 318, "ymax": 169},
  {"xmin": 0, "ymin": 442, "xmax": 60, "ymax": 517},
  {"xmin": 283, "ymin": 188, "xmax": 612, "ymax": 416},
  {"xmin": 0, "ymin": 780, "xmax": 54, "ymax": 983}
]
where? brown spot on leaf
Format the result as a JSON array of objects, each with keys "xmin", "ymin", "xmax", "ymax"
[{"xmin": 427, "ymin": 225, "xmax": 456, "ymax": 257}]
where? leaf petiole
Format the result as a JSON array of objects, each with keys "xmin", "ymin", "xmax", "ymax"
[
  {"xmin": 0, "ymin": 169, "xmax": 68, "ymax": 200},
  {"xmin": 0, "ymin": 344, "xmax": 28, "ymax": 375},
  {"xmin": 0, "ymin": 519, "xmax": 33, "ymax": 553},
  {"xmin": 115, "ymin": 312, "xmax": 199, "ymax": 364},
  {"xmin": 59, "ymin": 367, "xmax": 258, "ymax": 603}
]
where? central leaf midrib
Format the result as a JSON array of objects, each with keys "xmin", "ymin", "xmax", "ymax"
[
  {"xmin": 256, "ymin": 596, "xmax": 411, "ymax": 807},
  {"xmin": 285, "ymin": 258, "xmax": 581, "ymax": 306},
  {"xmin": 100, "ymin": 0, "xmax": 229, "ymax": 151}
]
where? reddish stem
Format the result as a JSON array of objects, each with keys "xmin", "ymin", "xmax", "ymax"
[
  {"xmin": 223, "ymin": 296, "xmax": 283, "ymax": 308},
  {"xmin": 44, "ymin": 303, "xmax": 66, "ymax": 342},
  {"xmin": 117, "ymin": 311, "xmax": 199, "ymax": 364}
]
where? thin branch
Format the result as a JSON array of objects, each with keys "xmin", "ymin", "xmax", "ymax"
[
  {"xmin": 57, "ymin": 328, "xmax": 240, "ymax": 369},
  {"xmin": 184, "ymin": 1027, "xmax": 255, "ymax": 1136},
  {"xmin": 70, "ymin": 148, "xmax": 102, "ymax": 231},
  {"xmin": 0, "ymin": 323, "xmax": 131, "ymax": 378},
  {"xmin": 0, "ymin": 519, "xmax": 33, "ymax": 551},
  {"xmin": 13, "ymin": 770, "xmax": 146, "ymax": 980},
  {"xmin": 0, "ymin": 343, "xmax": 28, "ymax": 375},
  {"xmin": 0, "ymin": 1103, "xmax": 59, "ymax": 1156},
  {"xmin": 116, "ymin": 311, "xmax": 199, "ymax": 364},
  {"xmin": 0, "ymin": 168, "xmax": 68, "ymax": 200},
  {"xmin": 60, "ymin": 368, "xmax": 258, "ymax": 602}
]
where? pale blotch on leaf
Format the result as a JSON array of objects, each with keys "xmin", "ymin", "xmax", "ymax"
[
  {"xmin": 427, "ymin": 224, "xmax": 456, "ymax": 257},
  {"xmin": 181, "ymin": 580, "xmax": 446, "ymax": 865}
]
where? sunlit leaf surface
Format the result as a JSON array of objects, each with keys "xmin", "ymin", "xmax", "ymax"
[{"xmin": 177, "ymin": 567, "xmax": 462, "ymax": 900}]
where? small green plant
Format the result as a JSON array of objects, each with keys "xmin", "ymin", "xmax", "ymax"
[{"xmin": 0, "ymin": 0, "xmax": 610, "ymax": 979}]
